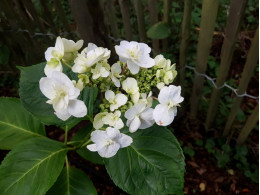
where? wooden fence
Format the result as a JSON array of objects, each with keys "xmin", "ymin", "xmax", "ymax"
[{"xmin": 0, "ymin": 0, "xmax": 258, "ymax": 145}]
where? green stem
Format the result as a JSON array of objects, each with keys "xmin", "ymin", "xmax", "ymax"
[
  {"xmin": 80, "ymin": 139, "xmax": 92, "ymax": 149},
  {"xmin": 65, "ymin": 155, "xmax": 69, "ymax": 167},
  {"xmin": 64, "ymin": 125, "xmax": 69, "ymax": 145},
  {"xmin": 62, "ymin": 60, "xmax": 72, "ymax": 69},
  {"xmin": 85, "ymin": 115, "xmax": 94, "ymax": 123}
]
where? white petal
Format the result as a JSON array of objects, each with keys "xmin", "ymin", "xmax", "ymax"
[
  {"xmin": 44, "ymin": 63, "xmax": 63, "ymax": 77},
  {"xmin": 68, "ymin": 99, "xmax": 87, "ymax": 118},
  {"xmin": 45, "ymin": 47, "xmax": 55, "ymax": 61},
  {"xmin": 153, "ymin": 104, "xmax": 175, "ymax": 126},
  {"xmin": 39, "ymin": 77, "xmax": 56, "ymax": 100},
  {"xmin": 93, "ymin": 112, "xmax": 107, "ymax": 129},
  {"xmin": 127, "ymin": 60, "xmax": 140, "ymax": 74},
  {"xmin": 87, "ymin": 144, "xmax": 98, "ymax": 151},
  {"xmin": 115, "ymin": 94, "xmax": 128, "ymax": 107},
  {"xmin": 105, "ymin": 90, "xmax": 115, "ymax": 102},
  {"xmin": 55, "ymin": 109, "xmax": 71, "ymax": 121},
  {"xmin": 131, "ymin": 92, "xmax": 140, "ymax": 104},
  {"xmin": 106, "ymin": 127, "xmax": 120, "ymax": 139},
  {"xmin": 114, "ymin": 118, "xmax": 124, "ymax": 129},
  {"xmin": 91, "ymin": 130, "xmax": 108, "ymax": 143},
  {"xmin": 86, "ymin": 43, "xmax": 98, "ymax": 53},
  {"xmin": 140, "ymin": 108, "xmax": 154, "ymax": 121},
  {"xmin": 129, "ymin": 116, "xmax": 141, "ymax": 133},
  {"xmin": 75, "ymin": 40, "xmax": 84, "ymax": 51},
  {"xmin": 111, "ymin": 62, "xmax": 122, "ymax": 74},
  {"xmin": 125, "ymin": 106, "xmax": 138, "ymax": 120},
  {"xmin": 116, "ymin": 134, "xmax": 133, "ymax": 148},
  {"xmin": 98, "ymin": 143, "xmax": 120, "ymax": 158},
  {"xmin": 111, "ymin": 76, "xmax": 121, "ymax": 87}
]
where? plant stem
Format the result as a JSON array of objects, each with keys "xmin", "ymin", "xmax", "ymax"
[
  {"xmin": 62, "ymin": 60, "xmax": 72, "ymax": 69},
  {"xmin": 65, "ymin": 155, "xmax": 69, "ymax": 167},
  {"xmin": 80, "ymin": 139, "xmax": 92, "ymax": 148},
  {"xmin": 121, "ymin": 64, "xmax": 127, "ymax": 75},
  {"xmin": 64, "ymin": 125, "xmax": 69, "ymax": 145}
]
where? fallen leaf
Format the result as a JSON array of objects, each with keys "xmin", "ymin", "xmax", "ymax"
[
  {"xmin": 187, "ymin": 161, "xmax": 200, "ymax": 168},
  {"xmin": 227, "ymin": 169, "xmax": 234, "ymax": 175},
  {"xmin": 199, "ymin": 183, "xmax": 206, "ymax": 191},
  {"xmin": 196, "ymin": 168, "xmax": 207, "ymax": 175}
]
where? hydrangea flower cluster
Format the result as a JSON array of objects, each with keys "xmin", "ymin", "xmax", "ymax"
[{"xmin": 39, "ymin": 37, "xmax": 184, "ymax": 158}]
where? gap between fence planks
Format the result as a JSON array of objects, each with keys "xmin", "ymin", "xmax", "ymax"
[
  {"xmin": 190, "ymin": 0, "xmax": 220, "ymax": 118},
  {"xmin": 179, "ymin": 0, "xmax": 192, "ymax": 87},
  {"xmin": 205, "ymin": 0, "xmax": 248, "ymax": 128},
  {"xmin": 223, "ymin": 27, "xmax": 259, "ymax": 137}
]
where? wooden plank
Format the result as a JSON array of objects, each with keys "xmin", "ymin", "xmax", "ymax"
[
  {"xmin": 148, "ymin": 0, "xmax": 159, "ymax": 54},
  {"xmin": 22, "ymin": 0, "xmax": 46, "ymax": 33},
  {"xmin": 237, "ymin": 104, "xmax": 259, "ymax": 145},
  {"xmin": 162, "ymin": 0, "xmax": 170, "ymax": 51},
  {"xmin": 179, "ymin": 0, "xmax": 192, "ymax": 85},
  {"xmin": 190, "ymin": 0, "xmax": 219, "ymax": 118},
  {"xmin": 53, "ymin": 0, "xmax": 71, "ymax": 31},
  {"xmin": 39, "ymin": 0, "xmax": 58, "ymax": 34},
  {"xmin": 106, "ymin": 0, "xmax": 119, "ymax": 38},
  {"xmin": 119, "ymin": 0, "xmax": 132, "ymax": 41},
  {"xmin": 205, "ymin": 0, "xmax": 248, "ymax": 128},
  {"xmin": 223, "ymin": 27, "xmax": 259, "ymax": 136},
  {"xmin": 133, "ymin": 0, "xmax": 147, "ymax": 42}
]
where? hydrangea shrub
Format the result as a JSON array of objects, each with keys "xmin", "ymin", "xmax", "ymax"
[{"xmin": 0, "ymin": 37, "xmax": 185, "ymax": 195}]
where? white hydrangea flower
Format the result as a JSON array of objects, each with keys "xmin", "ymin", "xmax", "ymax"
[
  {"xmin": 93, "ymin": 112, "xmax": 108, "ymax": 129},
  {"xmin": 44, "ymin": 36, "xmax": 64, "ymax": 77},
  {"xmin": 72, "ymin": 43, "xmax": 111, "ymax": 73},
  {"xmin": 91, "ymin": 62, "xmax": 110, "ymax": 79},
  {"xmin": 115, "ymin": 41, "xmax": 155, "ymax": 74},
  {"xmin": 39, "ymin": 71, "xmax": 87, "ymax": 120},
  {"xmin": 156, "ymin": 82, "xmax": 165, "ymax": 90},
  {"xmin": 122, "ymin": 77, "xmax": 140, "ymax": 103},
  {"xmin": 105, "ymin": 90, "xmax": 127, "ymax": 111},
  {"xmin": 87, "ymin": 127, "xmax": 133, "ymax": 158},
  {"xmin": 62, "ymin": 38, "xmax": 83, "ymax": 62},
  {"xmin": 102, "ymin": 111, "xmax": 124, "ymax": 129},
  {"xmin": 110, "ymin": 62, "xmax": 122, "ymax": 87},
  {"xmin": 138, "ymin": 91, "xmax": 153, "ymax": 108},
  {"xmin": 156, "ymin": 63, "xmax": 177, "ymax": 85},
  {"xmin": 153, "ymin": 85, "xmax": 184, "ymax": 126},
  {"xmin": 154, "ymin": 54, "xmax": 171, "ymax": 69},
  {"xmin": 125, "ymin": 103, "xmax": 154, "ymax": 133}
]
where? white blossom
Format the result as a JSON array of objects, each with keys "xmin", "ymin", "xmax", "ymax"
[
  {"xmin": 39, "ymin": 71, "xmax": 87, "ymax": 120},
  {"xmin": 153, "ymin": 85, "xmax": 183, "ymax": 126},
  {"xmin": 105, "ymin": 90, "xmax": 127, "ymax": 111},
  {"xmin": 115, "ymin": 41, "xmax": 155, "ymax": 74},
  {"xmin": 87, "ymin": 127, "xmax": 133, "ymax": 158},
  {"xmin": 154, "ymin": 54, "xmax": 171, "ymax": 69},
  {"xmin": 102, "ymin": 111, "xmax": 124, "ymax": 129},
  {"xmin": 91, "ymin": 62, "xmax": 110, "ymax": 79},
  {"xmin": 122, "ymin": 77, "xmax": 140, "ymax": 103},
  {"xmin": 125, "ymin": 103, "xmax": 154, "ymax": 133},
  {"xmin": 138, "ymin": 91, "xmax": 153, "ymax": 107},
  {"xmin": 93, "ymin": 112, "xmax": 108, "ymax": 129},
  {"xmin": 44, "ymin": 36, "xmax": 64, "ymax": 77},
  {"xmin": 72, "ymin": 43, "xmax": 111, "ymax": 73},
  {"xmin": 110, "ymin": 62, "xmax": 122, "ymax": 87},
  {"xmin": 62, "ymin": 38, "xmax": 83, "ymax": 62}
]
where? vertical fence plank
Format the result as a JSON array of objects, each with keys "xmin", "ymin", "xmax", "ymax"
[
  {"xmin": 106, "ymin": 0, "xmax": 119, "ymax": 38},
  {"xmin": 205, "ymin": 0, "xmax": 248, "ymax": 128},
  {"xmin": 190, "ymin": 0, "xmax": 219, "ymax": 118},
  {"xmin": 119, "ymin": 0, "xmax": 132, "ymax": 41},
  {"xmin": 223, "ymin": 27, "xmax": 259, "ymax": 136},
  {"xmin": 133, "ymin": 0, "xmax": 147, "ymax": 42},
  {"xmin": 148, "ymin": 0, "xmax": 159, "ymax": 54},
  {"xmin": 237, "ymin": 104, "xmax": 259, "ymax": 145},
  {"xmin": 22, "ymin": 0, "xmax": 46, "ymax": 33},
  {"xmin": 53, "ymin": 0, "xmax": 71, "ymax": 31},
  {"xmin": 179, "ymin": 0, "xmax": 192, "ymax": 85},
  {"xmin": 40, "ymin": 0, "xmax": 59, "ymax": 34},
  {"xmin": 162, "ymin": 0, "xmax": 170, "ymax": 51}
]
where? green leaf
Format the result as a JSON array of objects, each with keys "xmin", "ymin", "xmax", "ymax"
[
  {"xmin": 0, "ymin": 97, "xmax": 45, "ymax": 150},
  {"xmin": 70, "ymin": 125, "xmax": 104, "ymax": 164},
  {"xmin": 47, "ymin": 166, "xmax": 97, "ymax": 195},
  {"xmin": 0, "ymin": 137, "xmax": 68, "ymax": 195},
  {"xmin": 147, "ymin": 21, "xmax": 171, "ymax": 39},
  {"xmin": 104, "ymin": 125, "xmax": 185, "ymax": 195},
  {"xmin": 19, "ymin": 63, "xmax": 97, "ymax": 126}
]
